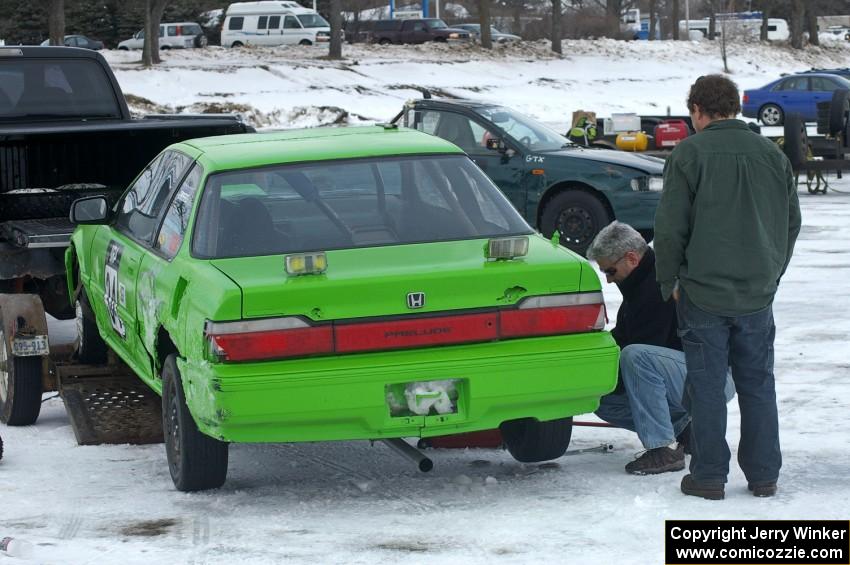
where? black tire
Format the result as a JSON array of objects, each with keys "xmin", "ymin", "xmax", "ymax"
[
  {"xmin": 500, "ymin": 417, "xmax": 573, "ymax": 463},
  {"xmin": 74, "ymin": 289, "xmax": 107, "ymax": 365},
  {"xmin": 378, "ymin": 38, "xmax": 391, "ymax": 45},
  {"xmin": 231, "ymin": 41, "xmax": 244, "ymax": 48},
  {"xmin": 816, "ymin": 101, "xmax": 832, "ymax": 135},
  {"xmin": 299, "ymin": 39, "xmax": 312, "ymax": 46},
  {"xmin": 759, "ymin": 103, "xmax": 784, "ymax": 126},
  {"xmin": 160, "ymin": 45, "xmax": 170, "ymax": 50},
  {"xmin": 193, "ymin": 33, "xmax": 208, "ymax": 48},
  {"xmin": 162, "ymin": 354, "xmax": 228, "ymax": 491},
  {"xmin": 118, "ymin": 46, "xmax": 129, "ymax": 51},
  {"xmin": 540, "ymin": 190, "xmax": 612, "ymax": 256},
  {"xmin": 0, "ymin": 324, "xmax": 43, "ymax": 426},
  {"xmin": 828, "ymin": 89, "xmax": 850, "ymax": 137},
  {"xmin": 783, "ymin": 114, "xmax": 808, "ymax": 168}
]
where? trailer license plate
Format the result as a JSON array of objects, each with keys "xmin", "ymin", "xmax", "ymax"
[{"xmin": 12, "ymin": 335, "xmax": 49, "ymax": 356}]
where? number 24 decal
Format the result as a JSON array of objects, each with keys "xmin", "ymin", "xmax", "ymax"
[{"xmin": 104, "ymin": 240, "xmax": 127, "ymax": 339}]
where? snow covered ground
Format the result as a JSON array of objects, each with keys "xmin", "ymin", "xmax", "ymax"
[{"xmin": 2, "ymin": 39, "xmax": 850, "ymax": 564}]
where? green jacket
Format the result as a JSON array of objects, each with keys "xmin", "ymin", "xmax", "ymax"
[{"xmin": 654, "ymin": 119, "xmax": 801, "ymax": 316}]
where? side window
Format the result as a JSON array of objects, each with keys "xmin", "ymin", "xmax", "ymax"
[
  {"xmin": 269, "ymin": 16, "xmax": 281, "ymax": 29},
  {"xmin": 284, "ymin": 16, "xmax": 300, "ymax": 29},
  {"xmin": 778, "ymin": 77, "xmax": 808, "ymax": 91},
  {"xmin": 411, "ymin": 110, "xmax": 440, "ymax": 135},
  {"xmin": 412, "ymin": 22, "xmax": 426, "ymax": 32},
  {"xmin": 258, "ymin": 16, "xmax": 268, "ymax": 30},
  {"xmin": 159, "ymin": 26, "xmax": 165, "ymax": 37},
  {"xmin": 167, "ymin": 26, "xmax": 178, "ymax": 37},
  {"xmin": 229, "ymin": 17, "xmax": 244, "ymax": 31},
  {"xmin": 115, "ymin": 151, "xmax": 192, "ymax": 244},
  {"xmin": 433, "ymin": 112, "xmax": 495, "ymax": 154},
  {"xmin": 811, "ymin": 77, "xmax": 840, "ymax": 92},
  {"xmin": 156, "ymin": 163, "xmax": 202, "ymax": 259}
]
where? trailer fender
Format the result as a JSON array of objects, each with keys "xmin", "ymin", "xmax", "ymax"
[{"xmin": 0, "ymin": 294, "xmax": 50, "ymax": 358}]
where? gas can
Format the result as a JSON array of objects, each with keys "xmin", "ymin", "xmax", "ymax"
[
  {"xmin": 615, "ymin": 131, "xmax": 649, "ymax": 151},
  {"xmin": 654, "ymin": 119, "xmax": 690, "ymax": 148}
]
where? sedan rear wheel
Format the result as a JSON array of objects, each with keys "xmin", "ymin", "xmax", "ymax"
[{"xmin": 759, "ymin": 103, "xmax": 784, "ymax": 126}]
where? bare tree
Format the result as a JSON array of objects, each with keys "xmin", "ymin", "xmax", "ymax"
[
  {"xmin": 46, "ymin": 0, "xmax": 65, "ymax": 46},
  {"xmin": 605, "ymin": 0, "xmax": 622, "ymax": 37},
  {"xmin": 806, "ymin": 0, "xmax": 819, "ymax": 46},
  {"xmin": 719, "ymin": 0, "xmax": 733, "ymax": 73},
  {"xmin": 329, "ymin": 0, "xmax": 343, "ymax": 58},
  {"xmin": 479, "ymin": 0, "xmax": 492, "ymax": 48},
  {"xmin": 142, "ymin": 0, "xmax": 169, "ymax": 66},
  {"xmin": 648, "ymin": 0, "xmax": 657, "ymax": 41},
  {"xmin": 672, "ymin": 0, "xmax": 680, "ymax": 39},
  {"xmin": 551, "ymin": 0, "xmax": 562, "ymax": 53},
  {"xmin": 789, "ymin": 0, "xmax": 804, "ymax": 49}
]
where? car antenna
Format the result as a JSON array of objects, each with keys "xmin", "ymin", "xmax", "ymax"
[{"xmin": 418, "ymin": 87, "xmax": 431, "ymax": 99}]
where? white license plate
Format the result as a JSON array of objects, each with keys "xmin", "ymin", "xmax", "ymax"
[{"xmin": 12, "ymin": 335, "xmax": 49, "ymax": 356}]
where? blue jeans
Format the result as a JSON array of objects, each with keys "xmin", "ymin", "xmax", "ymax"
[
  {"xmin": 596, "ymin": 344, "xmax": 691, "ymax": 449},
  {"xmin": 676, "ymin": 288, "xmax": 781, "ymax": 485}
]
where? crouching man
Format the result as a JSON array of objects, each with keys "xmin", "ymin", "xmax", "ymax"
[{"xmin": 589, "ymin": 222, "xmax": 691, "ymax": 475}]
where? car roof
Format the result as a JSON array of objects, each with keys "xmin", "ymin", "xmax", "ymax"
[
  {"xmin": 181, "ymin": 126, "xmax": 465, "ymax": 171},
  {"xmin": 408, "ymin": 97, "xmax": 500, "ymax": 111},
  {"xmin": 0, "ymin": 45, "xmax": 101, "ymax": 58}
]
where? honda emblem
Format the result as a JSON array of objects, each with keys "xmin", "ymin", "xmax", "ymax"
[{"xmin": 406, "ymin": 292, "xmax": 425, "ymax": 309}]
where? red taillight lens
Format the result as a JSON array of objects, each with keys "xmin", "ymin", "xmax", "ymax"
[
  {"xmin": 743, "ymin": 93, "xmax": 750, "ymax": 104},
  {"xmin": 207, "ymin": 319, "xmax": 332, "ymax": 362},
  {"xmin": 206, "ymin": 293, "xmax": 606, "ymax": 363},
  {"xmin": 335, "ymin": 312, "xmax": 498, "ymax": 353}
]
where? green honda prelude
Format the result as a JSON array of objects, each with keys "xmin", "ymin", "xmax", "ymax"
[{"xmin": 67, "ymin": 125, "xmax": 619, "ymax": 491}]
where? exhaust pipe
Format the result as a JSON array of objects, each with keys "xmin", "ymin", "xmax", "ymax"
[{"xmin": 382, "ymin": 438, "xmax": 434, "ymax": 472}]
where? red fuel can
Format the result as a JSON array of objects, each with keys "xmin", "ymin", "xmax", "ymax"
[{"xmin": 654, "ymin": 119, "xmax": 690, "ymax": 148}]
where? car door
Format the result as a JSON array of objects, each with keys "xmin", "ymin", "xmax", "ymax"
[
  {"xmin": 411, "ymin": 109, "xmax": 530, "ymax": 216},
  {"xmin": 283, "ymin": 15, "xmax": 307, "ymax": 44},
  {"xmin": 136, "ymin": 162, "xmax": 204, "ymax": 376},
  {"xmin": 775, "ymin": 76, "xmax": 810, "ymax": 117},
  {"xmin": 267, "ymin": 15, "xmax": 282, "ymax": 45},
  {"xmin": 89, "ymin": 150, "xmax": 193, "ymax": 376},
  {"xmin": 809, "ymin": 76, "xmax": 843, "ymax": 121}
]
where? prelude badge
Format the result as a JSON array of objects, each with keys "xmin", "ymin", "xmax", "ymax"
[{"xmin": 406, "ymin": 292, "xmax": 425, "ymax": 309}]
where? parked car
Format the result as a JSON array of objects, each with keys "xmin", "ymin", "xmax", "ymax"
[
  {"xmin": 67, "ymin": 125, "xmax": 619, "ymax": 491},
  {"xmin": 395, "ymin": 97, "xmax": 664, "ymax": 255},
  {"xmin": 742, "ymin": 73, "xmax": 850, "ymax": 126},
  {"xmin": 453, "ymin": 23, "xmax": 521, "ymax": 43},
  {"xmin": 39, "ymin": 34, "xmax": 103, "ymax": 50},
  {"xmin": 800, "ymin": 67, "xmax": 850, "ymax": 80},
  {"xmin": 221, "ymin": 1, "xmax": 331, "ymax": 47},
  {"xmin": 369, "ymin": 18, "xmax": 471, "ymax": 45},
  {"xmin": 117, "ymin": 22, "xmax": 207, "ymax": 50}
]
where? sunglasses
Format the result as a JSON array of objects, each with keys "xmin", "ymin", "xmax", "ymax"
[{"xmin": 601, "ymin": 254, "xmax": 628, "ymax": 276}]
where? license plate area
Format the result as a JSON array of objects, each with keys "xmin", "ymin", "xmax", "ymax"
[
  {"xmin": 386, "ymin": 379, "xmax": 462, "ymax": 418},
  {"xmin": 12, "ymin": 335, "xmax": 49, "ymax": 356}
]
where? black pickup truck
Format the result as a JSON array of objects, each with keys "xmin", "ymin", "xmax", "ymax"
[
  {"xmin": 0, "ymin": 46, "xmax": 253, "ymax": 427},
  {"xmin": 368, "ymin": 18, "xmax": 471, "ymax": 45}
]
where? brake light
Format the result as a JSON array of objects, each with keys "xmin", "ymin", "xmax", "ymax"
[
  {"xmin": 501, "ymin": 293, "xmax": 606, "ymax": 337},
  {"xmin": 205, "ymin": 293, "xmax": 606, "ymax": 363},
  {"xmin": 743, "ymin": 93, "xmax": 750, "ymax": 104},
  {"xmin": 206, "ymin": 318, "xmax": 332, "ymax": 362}
]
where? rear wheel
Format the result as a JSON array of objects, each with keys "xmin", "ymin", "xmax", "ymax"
[
  {"xmin": 759, "ymin": 103, "xmax": 784, "ymax": 126},
  {"xmin": 0, "ymin": 322, "xmax": 42, "ymax": 426},
  {"xmin": 828, "ymin": 89, "xmax": 850, "ymax": 136},
  {"xmin": 782, "ymin": 113, "xmax": 808, "ymax": 168},
  {"xmin": 378, "ymin": 38, "xmax": 391, "ymax": 45},
  {"xmin": 540, "ymin": 190, "xmax": 612, "ymax": 256},
  {"xmin": 231, "ymin": 41, "xmax": 244, "ymax": 48},
  {"xmin": 118, "ymin": 46, "xmax": 129, "ymax": 51},
  {"xmin": 194, "ymin": 33, "xmax": 208, "ymax": 48},
  {"xmin": 162, "ymin": 354, "xmax": 228, "ymax": 491},
  {"xmin": 500, "ymin": 417, "xmax": 573, "ymax": 462},
  {"xmin": 299, "ymin": 39, "xmax": 312, "ymax": 46}
]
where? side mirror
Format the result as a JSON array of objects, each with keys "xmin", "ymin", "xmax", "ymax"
[
  {"xmin": 486, "ymin": 137, "xmax": 507, "ymax": 153},
  {"xmin": 70, "ymin": 196, "xmax": 110, "ymax": 225}
]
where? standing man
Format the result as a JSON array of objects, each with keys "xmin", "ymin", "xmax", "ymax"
[
  {"xmin": 654, "ymin": 75, "xmax": 801, "ymax": 500},
  {"xmin": 589, "ymin": 222, "xmax": 689, "ymax": 475}
]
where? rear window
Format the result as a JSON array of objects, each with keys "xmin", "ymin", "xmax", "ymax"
[
  {"xmin": 0, "ymin": 59, "xmax": 121, "ymax": 119},
  {"xmin": 192, "ymin": 155, "xmax": 532, "ymax": 259}
]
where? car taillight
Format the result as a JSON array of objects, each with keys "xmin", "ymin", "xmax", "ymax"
[
  {"xmin": 743, "ymin": 93, "xmax": 750, "ymax": 104},
  {"xmin": 206, "ymin": 293, "xmax": 606, "ymax": 363},
  {"xmin": 501, "ymin": 293, "xmax": 606, "ymax": 338},
  {"xmin": 206, "ymin": 318, "xmax": 333, "ymax": 362}
]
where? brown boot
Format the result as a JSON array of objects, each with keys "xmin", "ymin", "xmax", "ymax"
[
  {"xmin": 748, "ymin": 481, "xmax": 778, "ymax": 497},
  {"xmin": 680, "ymin": 474, "xmax": 725, "ymax": 500},
  {"xmin": 625, "ymin": 446, "xmax": 685, "ymax": 475}
]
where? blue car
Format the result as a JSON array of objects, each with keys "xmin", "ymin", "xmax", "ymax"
[{"xmin": 742, "ymin": 73, "xmax": 850, "ymax": 126}]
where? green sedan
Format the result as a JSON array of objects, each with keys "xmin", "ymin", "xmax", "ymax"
[{"xmin": 67, "ymin": 126, "xmax": 619, "ymax": 491}]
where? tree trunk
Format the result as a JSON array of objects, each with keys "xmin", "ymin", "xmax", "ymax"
[
  {"xmin": 648, "ymin": 0, "xmax": 657, "ymax": 41},
  {"xmin": 790, "ymin": 0, "xmax": 804, "ymax": 49},
  {"xmin": 672, "ymin": 0, "xmax": 680, "ymax": 40},
  {"xmin": 329, "ymin": 0, "xmax": 342, "ymax": 58},
  {"xmin": 47, "ymin": 0, "xmax": 65, "ymax": 46},
  {"xmin": 142, "ymin": 0, "xmax": 153, "ymax": 66},
  {"xmin": 550, "ymin": 0, "xmax": 562, "ymax": 54},
  {"xmin": 760, "ymin": 7, "xmax": 768, "ymax": 41},
  {"xmin": 478, "ymin": 0, "xmax": 492, "ymax": 48},
  {"xmin": 606, "ymin": 0, "xmax": 621, "ymax": 38},
  {"xmin": 150, "ymin": 0, "xmax": 167, "ymax": 64},
  {"xmin": 806, "ymin": 1, "xmax": 819, "ymax": 46},
  {"xmin": 709, "ymin": 13, "xmax": 716, "ymax": 41}
]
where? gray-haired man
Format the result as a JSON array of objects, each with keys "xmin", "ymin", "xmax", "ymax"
[{"xmin": 589, "ymin": 222, "xmax": 690, "ymax": 474}]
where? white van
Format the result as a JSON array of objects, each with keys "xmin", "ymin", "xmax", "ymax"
[
  {"xmin": 221, "ymin": 1, "xmax": 331, "ymax": 47},
  {"xmin": 117, "ymin": 22, "xmax": 207, "ymax": 50}
]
